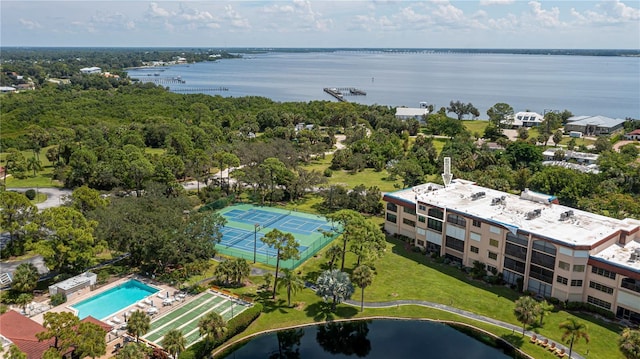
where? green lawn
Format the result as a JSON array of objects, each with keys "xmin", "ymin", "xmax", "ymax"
[
  {"xmin": 1, "ymin": 146, "xmax": 62, "ymax": 188},
  {"xmin": 301, "ymin": 155, "xmax": 403, "ymax": 192},
  {"xmin": 462, "ymin": 120, "xmax": 490, "ymax": 136},
  {"xmin": 217, "ymin": 234, "xmax": 622, "ymax": 359}
]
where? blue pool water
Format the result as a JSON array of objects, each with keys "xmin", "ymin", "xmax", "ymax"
[{"xmin": 72, "ymin": 280, "xmax": 159, "ymax": 320}]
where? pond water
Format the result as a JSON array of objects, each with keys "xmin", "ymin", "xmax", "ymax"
[{"xmin": 221, "ymin": 319, "xmax": 513, "ymax": 358}]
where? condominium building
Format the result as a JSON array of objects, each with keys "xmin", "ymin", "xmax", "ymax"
[{"xmin": 383, "ymin": 179, "xmax": 640, "ymax": 324}]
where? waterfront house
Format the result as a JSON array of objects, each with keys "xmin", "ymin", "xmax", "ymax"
[
  {"xmin": 564, "ymin": 115, "xmax": 626, "ymax": 136},
  {"xmin": 80, "ymin": 67, "xmax": 101, "ymax": 74},
  {"xmin": 395, "ymin": 107, "xmax": 430, "ymax": 121},
  {"xmin": 504, "ymin": 111, "xmax": 544, "ymax": 128}
]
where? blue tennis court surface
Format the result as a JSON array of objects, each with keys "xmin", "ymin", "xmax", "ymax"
[{"xmin": 215, "ymin": 204, "xmax": 340, "ymax": 269}]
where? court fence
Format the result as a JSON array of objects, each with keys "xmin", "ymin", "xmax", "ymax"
[{"xmin": 214, "ymin": 205, "xmax": 342, "ymax": 270}]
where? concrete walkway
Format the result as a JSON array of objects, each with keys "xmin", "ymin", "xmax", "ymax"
[{"xmin": 343, "ymin": 298, "xmax": 585, "ymax": 359}]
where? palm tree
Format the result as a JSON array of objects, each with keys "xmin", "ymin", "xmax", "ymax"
[
  {"xmin": 277, "ymin": 268, "xmax": 304, "ymax": 307},
  {"xmin": 324, "ymin": 245, "xmax": 343, "ymax": 270},
  {"xmin": 126, "ymin": 310, "xmax": 150, "ymax": 343},
  {"xmin": 619, "ymin": 328, "xmax": 640, "ymax": 359},
  {"xmin": 16, "ymin": 293, "xmax": 33, "ymax": 314},
  {"xmin": 261, "ymin": 229, "xmax": 300, "ymax": 300},
  {"xmin": 351, "ymin": 265, "xmax": 374, "ymax": 312},
  {"xmin": 231, "ymin": 258, "xmax": 251, "ymax": 286},
  {"xmin": 116, "ymin": 343, "xmax": 149, "ymax": 359},
  {"xmin": 198, "ymin": 311, "xmax": 227, "ymax": 344},
  {"xmin": 315, "ymin": 269, "xmax": 355, "ymax": 312},
  {"xmin": 11, "ymin": 262, "xmax": 39, "ymax": 293},
  {"xmin": 26, "ymin": 156, "xmax": 42, "ymax": 177},
  {"xmin": 537, "ymin": 300, "xmax": 554, "ymax": 326},
  {"xmin": 559, "ymin": 318, "xmax": 590, "ymax": 359},
  {"xmin": 162, "ymin": 329, "xmax": 186, "ymax": 358},
  {"xmin": 513, "ymin": 296, "xmax": 538, "ymax": 335}
]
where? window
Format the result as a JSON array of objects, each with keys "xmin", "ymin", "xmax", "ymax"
[
  {"xmin": 470, "ymin": 232, "xmax": 481, "ymax": 242},
  {"xmin": 621, "ymin": 278, "xmax": 640, "ymax": 294},
  {"xmin": 506, "ymin": 232, "xmax": 528, "ymax": 246},
  {"xmin": 386, "ymin": 202, "xmax": 397, "ymax": 212},
  {"xmin": 402, "ymin": 218, "xmax": 416, "ymax": 227},
  {"xmin": 472, "ymin": 219, "xmax": 481, "ymax": 228},
  {"xmin": 405, "ymin": 207, "xmax": 416, "ymax": 216},
  {"xmin": 489, "ymin": 239, "xmax": 499, "ymax": 247},
  {"xmin": 589, "ymin": 281, "xmax": 614, "ymax": 295},
  {"xmin": 503, "ymin": 257, "xmax": 526, "ymax": 274},
  {"xmin": 470, "ymin": 246, "xmax": 479, "ymax": 254},
  {"xmin": 418, "ymin": 215, "xmax": 426, "ymax": 223},
  {"xmin": 591, "ymin": 266, "xmax": 616, "ymax": 280},
  {"xmin": 531, "ymin": 251, "xmax": 555, "ymax": 270},
  {"xmin": 386, "ymin": 213, "xmax": 397, "ymax": 223},
  {"xmin": 558, "ymin": 261, "xmax": 570, "ymax": 271},
  {"xmin": 532, "ymin": 240, "xmax": 557, "ymax": 255},
  {"xmin": 428, "ymin": 208, "xmax": 444, "ymax": 220},
  {"xmin": 417, "ymin": 240, "xmax": 425, "ymax": 247},
  {"xmin": 427, "ymin": 218, "xmax": 442, "ymax": 233},
  {"xmin": 529, "ymin": 265, "xmax": 554, "ymax": 284},
  {"xmin": 447, "ymin": 214, "xmax": 466, "ymax": 227},
  {"xmin": 571, "ymin": 279, "xmax": 583, "ymax": 287},
  {"xmin": 587, "ymin": 296, "xmax": 611, "ymax": 310},
  {"xmin": 418, "ymin": 205, "xmax": 426, "ymax": 211},
  {"xmin": 573, "ymin": 265, "xmax": 585, "ymax": 272},
  {"xmin": 557, "ymin": 276, "xmax": 568, "ymax": 285},
  {"xmin": 445, "ymin": 236, "xmax": 465, "ymax": 252},
  {"xmin": 489, "ymin": 226, "xmax": 501, "ymax": 234},
  {"xmin": 487, "ymin": 265, "xmax": 497, "ymax": 273},
  {"xmin": 488, "ymin": 252, "xmax": 498, "ymax": 260},
  {"xmin": 505, "ymin": 242, "xmax": 527, "ymax": 261}
]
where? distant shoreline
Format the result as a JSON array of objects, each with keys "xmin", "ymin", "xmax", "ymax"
[{"xmin": 1, "ymin": 47, "xmax": 639, "ymax": 58}]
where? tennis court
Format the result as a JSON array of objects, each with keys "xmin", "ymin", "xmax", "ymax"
[
  {"xmin": 216, "ymin": 204, "xmax": 340, "ymax": 269},
  {"xmin": 142, "ymin": 291, "xmax": 249, "ymax": 348}
]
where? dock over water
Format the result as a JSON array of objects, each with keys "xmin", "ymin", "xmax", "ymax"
[{"xmin": 323, "ymin": 87, "xmax": 366, "ymax": 102}]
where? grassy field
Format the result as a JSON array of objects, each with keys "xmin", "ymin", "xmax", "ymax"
[
  {"xmin": 209, "ymin": 201, "xmax": 621, "ymax": 359},
  {"xmin": 301, "ymin": 154, "xmax": 403, "ymax": 192},
  {"xmin": 0, "ymin": 146, "xmax": 62, "ymax": 188},
  {"xmin": 462, "ymin": 120, "xmax": 490, "ymax": 136}
]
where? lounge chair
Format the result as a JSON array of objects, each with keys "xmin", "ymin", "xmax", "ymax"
[
  {"xmin": 530, "ymin": 334, "xmax": 537, "ymax": 343},
  {"xmin": 555, "ymin": 348, "xmax": 566, "ymax": 357},
  {"xmin": 537, "ymin": 338, "xmax": 548, "ymax": 346},
  {"xmin": 137, "ymin": 302, "xmax": 146, "ymax": 309},
  {"xmin": 547, "ymin": 342, "xmax": 556, "ymax": 351}
]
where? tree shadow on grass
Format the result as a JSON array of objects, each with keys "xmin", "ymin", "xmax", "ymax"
[
  {"xmin": 501, "ymin": 332, "xmax": 524, "ymax": 347},
  {"xmin": 304, "ymin": 301, "xmax": 358, "ymax": 322}
]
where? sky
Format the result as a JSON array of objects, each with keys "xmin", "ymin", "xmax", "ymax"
[{"xmin": 1, "ymin": 1, "xmax": 639, "ymax": 49}]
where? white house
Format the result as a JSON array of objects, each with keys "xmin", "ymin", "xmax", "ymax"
[
  {"xmin": 395, "ymin": 107, "xmax": 429, "ymax": 121},
  {"xmin": 505, "ymin": 111, "xmax": 544, "ymax": 128},
  {"xmin": 80, "ymin": 67, "xmax": 101, "ymax": 74},
  {"xmin": 624, "ymin": 129, "xmax": 640, "ymax": 141}
]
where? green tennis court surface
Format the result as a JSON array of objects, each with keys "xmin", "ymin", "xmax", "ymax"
[
  {"xmin": 216, "ymin": 204, "xmax": 340, "ymax": 269},
  {"xmin": 142, "ymin": 291, "xmax": 250, "ymax": 348}
]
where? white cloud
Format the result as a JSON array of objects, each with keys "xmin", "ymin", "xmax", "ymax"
[
  {"xmin": 479, "ymin": 0, "xmax": 515, "ymax": 5},
  {"xmin": 225, "ymin": 5, "xmax": 251, "ymax": 30},
  {"xmin": 570, "ymin": 0, "xmax": 640, "ymax": 26},
  {"xmin": 528, "ymin": 1, "xmax": 562, "ymax": 28},
  {"xmin": 18, "ymin": 18, "xmax": 42, "ymax": 30},
  {"xmin": 147, "ymin": 3, "xmax": 171, "ymax": 18}
]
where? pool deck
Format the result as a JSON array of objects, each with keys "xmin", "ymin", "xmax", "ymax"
[{"xmin": 30, "ymin": 275, "xmax": 180, "ymax": 325}]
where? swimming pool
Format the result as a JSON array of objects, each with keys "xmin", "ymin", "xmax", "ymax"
[{"xmin": 71, "ymin": 279, "xmax": 159, "ymax": 320}]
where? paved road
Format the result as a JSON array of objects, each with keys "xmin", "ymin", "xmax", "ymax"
[
  {"xmin": 343, "ymin": 298, "xmax": 585, "ymax": 359},
  {"xmin": 7, "ymin": 187, "xmax": 72, "ymax": 210}
]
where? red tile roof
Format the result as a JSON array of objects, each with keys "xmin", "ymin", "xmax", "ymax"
[
  {"xmin": 627, "ymin": 129, "xmax": 640, "ymax": 136},
  {"xmin": 81, "ymin": 316, "xmax": 112, "ymax": 332},
  {"xmin": 0, "ymin": 310, "xmax": 53, "ymax": 359}
]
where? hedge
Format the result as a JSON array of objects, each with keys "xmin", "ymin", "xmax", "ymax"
[{"xmin": 179, "ymin": 303, "xmax": 263, "ymax": 359}]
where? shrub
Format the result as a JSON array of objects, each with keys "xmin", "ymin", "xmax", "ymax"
[
  {"xmin": 50, "ymin": 293, "xmax": 66, "ymax": 306},
  {"xmin": 323, "ymin": 168, "xmax": 333, "ymax": 177},
  {"xmin": 24, "ymin": 189, "xmax": 36, "ymax": 200}
]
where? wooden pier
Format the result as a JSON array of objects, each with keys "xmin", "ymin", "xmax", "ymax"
[
  {"xmin": 135, "ymin": 77, "xmax": 186, "ymax": 84},
  {"xmin": 323, "ymin": 87, "xmax": 366, "ymax": 102},
  {"xmin": 170, "ymin": 87, "xmax": 229, "ymax": 92}
]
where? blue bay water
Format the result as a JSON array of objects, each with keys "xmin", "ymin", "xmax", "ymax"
[{"xmin": 128, "ymin": 52, "xmax": 640, "ymax": 119}]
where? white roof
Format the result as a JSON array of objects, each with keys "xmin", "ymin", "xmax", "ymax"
[
  {"xmin": 591, "ymin": 239, "xmax": 640, "ymax": 272},
  {"xmin": 387, "ymin": 180, "xmax": 640, "ymax": 248},
  {"xmin": 566, "ymin": 115, "xmax": 625, "ymax": 129},
  {"xmin": 395, "ymin": 107, "xmax": 429, "ymax": 117},
  {"xmin": 508, "ymin": 111, "xmax": 543, "ymax": 127}
]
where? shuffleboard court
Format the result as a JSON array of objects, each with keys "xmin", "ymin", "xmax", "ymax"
[
  {"xmin": 142, "ymin": 291, "xmax": 250, "ymax": 348},
  {"xmin": 215, "ymin": 204, "xmax": 341, "ymax": 269}
]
